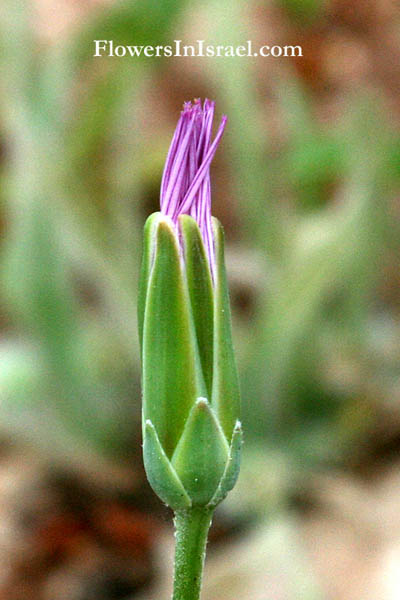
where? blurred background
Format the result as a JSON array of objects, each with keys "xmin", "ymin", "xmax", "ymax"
[{"xmin": 0, "ymin": 0, "xmax": 400, "ymax": 598}]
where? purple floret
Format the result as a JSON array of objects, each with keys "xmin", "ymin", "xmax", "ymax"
[{"xmin": 160, "ymin": 99, "xmax": 227, "ymax": 278}]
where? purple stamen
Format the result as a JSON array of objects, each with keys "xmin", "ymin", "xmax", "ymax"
[{"xmin": 160, "ymin": 99, "xmax": 227, "ymax": 279}]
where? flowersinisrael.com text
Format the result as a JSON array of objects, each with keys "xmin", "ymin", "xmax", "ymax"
[{"xmin": 93, "ymin": 40, "xmax": 303, "ymax": 58}]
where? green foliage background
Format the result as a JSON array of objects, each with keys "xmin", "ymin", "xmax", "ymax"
[{"xmin": 0, "ymin": 0, "xmax": 399, "ymax": 566}]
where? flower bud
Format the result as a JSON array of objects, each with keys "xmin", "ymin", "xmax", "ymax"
[{"xmin": 138, "ymin": 100, "xmax": 242, "ymax": 510}]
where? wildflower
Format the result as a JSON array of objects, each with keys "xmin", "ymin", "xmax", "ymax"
[{"xmin": 138, "ymin": 99, "xmax": 241, "ymax": 510}]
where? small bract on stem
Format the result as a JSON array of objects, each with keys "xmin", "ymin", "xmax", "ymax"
[{"xmin": 139, "ymin": 99, "xmax": 242, "ymax": 600}]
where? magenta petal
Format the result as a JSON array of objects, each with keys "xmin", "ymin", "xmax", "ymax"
[{"xmin": 159, "ymin": 99, "xmax": 227, "ymax": 278}]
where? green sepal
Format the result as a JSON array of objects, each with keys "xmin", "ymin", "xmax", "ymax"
[
  {"xmin": 142, "ymin": 217, "xmax": 206, "ymax": 458},
  {"xmin": 138, "ymin": 212, "xmax": 162, "ymax": 353},
  {"xmin": 143, "ymin": 420, "xmax": 192, "ymax": 510},
  {"xmin": 211, "ymin": 218, "xmax": 241, "ymax": 440},
  {"xmin": 207, "ymin": 420, "xmax": 243, "ymax": 508},
  {"xmin": 179, "ymin": 215, "xmax": 214, "ymax": 397},
  {"xmin": 171, "ymin": 398, "xmax": 229, "ymax": 506}
]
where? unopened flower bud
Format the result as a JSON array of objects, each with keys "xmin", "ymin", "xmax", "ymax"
[{"xmin": 139, "ymin": 99, "xmax": 242, "ymax": 510}]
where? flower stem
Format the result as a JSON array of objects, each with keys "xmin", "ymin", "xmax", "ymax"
[{"xmin": 172, "ymin": 507, "xmax": 213, "ymax": 600}]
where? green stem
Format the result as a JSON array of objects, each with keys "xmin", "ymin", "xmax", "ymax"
[{"xmin": 172, "ymin": 507, "xmax": 213, "ymax": 600}]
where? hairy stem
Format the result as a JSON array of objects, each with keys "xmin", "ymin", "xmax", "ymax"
[{"xmin": 172, "ymin": 507, "xmax": 213, "ymax": 600}]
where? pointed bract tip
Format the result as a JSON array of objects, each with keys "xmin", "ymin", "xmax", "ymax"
[
  {"xmin": 156, "ymin": 215, "xmax": 180, "ymax": 243},
  {"xmin": 157, "ymin": 214, "xmax": 175, "ymax": 228},
  {"xmin": 195, "ymin": 397, "xmax": 209, "ymax": 408}
]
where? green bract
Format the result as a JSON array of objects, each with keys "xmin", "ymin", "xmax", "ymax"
[{"xmin": 139, "ymin": 213, "xmax": 242, "ymax": 510}]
